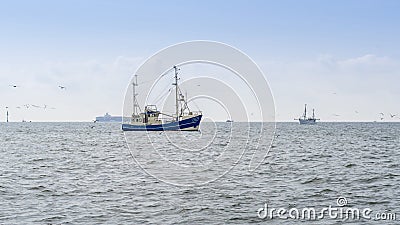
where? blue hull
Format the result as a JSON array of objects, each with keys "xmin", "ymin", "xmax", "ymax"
[{"xmin": 122, "ymin": 115, "xmax": 202, "ymax": 131}]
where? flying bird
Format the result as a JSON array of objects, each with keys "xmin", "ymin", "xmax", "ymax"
[
  {"xmin": 355, "ymin": 110, "xmax": 359, "ymax": 114},
  {"xmin": 379, "ymin": 112, "xmax": 384, "ymax": 116},
  {"xmin": 58, "ymin": 85, "xmax": 66, "ymax": 90},
  {"xmin": 31, "ymin": 104, "xmax": 41, "ymax": 108},
  {"xmin": 390, "ymin": 113, "xmax": 396, "ymax": 118},
  {"xmin": 333, "ymin": 114, "xmax": 340, "ymax": 117},
  {"xmin": 10, "ymin": 85, "xmax": 20, "ymax": 88}
]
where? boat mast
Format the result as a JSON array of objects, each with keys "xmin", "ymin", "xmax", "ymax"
[
  {"xmin": 303, "ymin": 104, "xmax": 307, "ymax": 120},
  {"xmin": 173, "ymin": 66, "xmax": 179, "ymax": 121},
  {"xmin": 312, "ymin": 109, "xmax": 315, "ymax": 119},
  {"xmin": 132, "ymin": 74, "xmax": 138, "ymax": 116}
]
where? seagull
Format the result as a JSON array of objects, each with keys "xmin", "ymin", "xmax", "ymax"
[
  {"xmin": 379, "ymin": 112, "xmax": 384, "ymax": 116},
  {"xmin": 355, "ymin": 110, "xmax": 359, "ymax": 114},
  {"xmin": 58, "ymin": 85, "xmax": 66, "ymax": 90},
  {"xmin": 31, "ymin": 104, "xmax": 41, "ymax": 108},
  {"xmin": 10, "ymin": 85, "xmax": 20, "ymax": 88},
  {"xmin": 333, "ymin": 114, "xmax": 340, "ymax": 117},
  {"xmin": 24, "ymin": 104, "xmax": 30, "ymax": 109},
  {"xmin": 380, "ymin": 117, "xmax": 384, "ymax": 120},
  {"xmin": 390, "ymin": 113, "xmax": 396, "ymax": 118}
]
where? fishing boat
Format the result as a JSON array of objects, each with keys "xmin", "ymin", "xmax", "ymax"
[
  {"xmin": 295, "ymin": 104, "xmax": 320, "ymax": 124},
  {"xmin": 122, "ymin": 66, "xmax": 202, "ymax": 131}
]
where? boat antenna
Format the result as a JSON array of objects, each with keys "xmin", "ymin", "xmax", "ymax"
[
  {"xmin": 173, "ymin": 66, "xmax": 180, "ymax": 121},
  {"xmin": 132, "ymin": 74, "xmax": 139, "ymax": 116},
  {"xmin": 304, "ymin": 104, "xmax": 307, "ymax": 120},
  {"xmin": 312, "ymin": 109, "xmax": 315, "ymax": 119}
]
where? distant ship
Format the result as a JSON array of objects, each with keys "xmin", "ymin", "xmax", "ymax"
[
  {"xmin": 96, "ymin": 113, "xmax": 125, "ymax": 122},
  {"xmin": 226, "ymin": 119, "xmax": 234, "ymax": 123},
  {"xmin": 295, "ymin": 104, "xmax": 320, "ymax": 124},
  {"xmin": 122, "ymin": 66, "xmax": 202, "ymax": 131}
]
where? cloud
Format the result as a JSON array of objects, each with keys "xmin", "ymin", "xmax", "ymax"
[
  {"xmin": 336, "ymin": 54, "xmax": 397, "ymax": 76},
  {"xmin": 339, "ymin": 54, "xmax": 392, "ymax": 66}
]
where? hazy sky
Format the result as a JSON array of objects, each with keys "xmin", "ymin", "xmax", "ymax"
[{"xmin": 0, "ymin": 0, "xmax": 399, "ymax": 122}]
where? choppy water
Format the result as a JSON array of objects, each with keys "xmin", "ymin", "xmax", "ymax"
[{"xmin": 0, "ymin": 122, "xmax": 399, "ymax": 224}]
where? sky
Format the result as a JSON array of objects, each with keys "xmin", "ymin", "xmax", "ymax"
[{"xmin": 0, "ymin": 0, "xmax": 399, "ymax": 122}]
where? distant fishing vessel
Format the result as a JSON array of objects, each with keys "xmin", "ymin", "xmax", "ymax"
[
  {"xmin": 226, "ymin": 119, "xmax": 234, "ymax": 123},
  {"xmin": 122, "ymin": 66, "xmax": 202, "ymax": 131},
  {"xmin": 96, "ymin": 113, "xmax": 126, "ymax": 122},
  {"xmin": 296, "ymin": 104, "xmax": 320, "ymax": 124}
]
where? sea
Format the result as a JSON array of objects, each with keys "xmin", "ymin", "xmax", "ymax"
[{"xmin": 0, "ymin": 122, "xmax": 399, "ymax": 224}]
